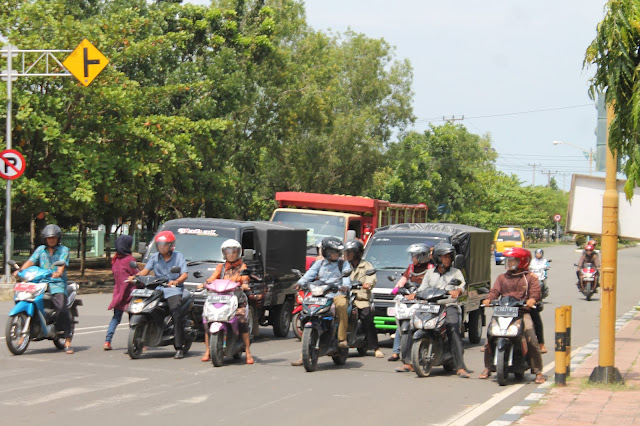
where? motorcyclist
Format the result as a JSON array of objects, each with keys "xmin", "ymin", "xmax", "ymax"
[
  {"xmin": 479, "ymin": 247, "xmax": 545, "ymax": 384},
  {"xmin": 399, "ymin": 243, "xmax": 470, "ymax": 377},
  {"xmin": 343, "ymin": 239, "xmax": 384, "ymax": 358},
  {"xmin": 129, "ymin": 231, "xmax": 189, "ymax": 359},
  {"xmin": 291, "ymin": 237, "xmax": 351, "ymax": 366},
  {"xmin": 13, "ymin": 224, "xmax": 73, "ymax": 354},
  {"xmin": 528, "ymin": 248, "xmax": 548, "ymax": 353},
  {"xmin": 577, "ymin": 243, "xmax": 600, "ymax": 291},
  {"xmin": 388, "ymin": 243, "xmax": 434, "ymax": 362},
  {"xmin": 198, "ymin": 239, "xmax": 253, "ymax": 364}
]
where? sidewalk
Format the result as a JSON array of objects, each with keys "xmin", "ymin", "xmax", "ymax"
[{"xmin": 517, "ymin": 311, "xmax": 640, "ymax": 425}]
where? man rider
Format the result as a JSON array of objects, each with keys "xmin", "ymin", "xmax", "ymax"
[
  {"xmin": 388, "ymin": 243, "xmax": 434, "ymax": 362},
  {"xmin": 398, "ymin": 243, "xmax": 470, "ymax": 377},
  {"xmin": 130, "ymin": 231, "xmax": 189, "ymax": 359},
  {"xmin": 14, "ymin": 224, "xmax": 73, "ymax": 354},
  {"xmin": 479, "ymin": 247, "xmax": 545, "ymax": 384},
  {"xmin": 577, "ymin": 244, "xmax": 600, "ymax": 291},
  {"xmin": 344, "ymin": 239, "xmax": 384, "ymax": 358},
  {"xmin": 291, "ymin": 237, "xmax": 351, "ymax": 366}
]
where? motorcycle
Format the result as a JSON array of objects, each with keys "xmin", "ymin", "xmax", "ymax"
[
  {"xmin": 529, "ymin": 259, "xmax": 551, "ymax": 300},
  {"xmin": 410, "ymin": 287, "xmax": 457, "ymax": 377},
  {"xmin": 126, "ymin": 263, "xmax": 197, "ymax": 359},
  {"xmin": 291, "ymin": 287, "xmax": 308, "ymax": 340},
  {"xmin": 5, "ymin": 260, "xmax": 82, "ymax": 355},
  {"xmin": 202, "ymin": 272, "xmax": 251, "ymax": 367},
  {"xmin": 293, "ymin": 269, "xmax": 354, "ymax": 372},
  {"xmin": 485, "ymin": 296, "xmax": 532, "ymax": 386},
  {"xmin": 346, "ymin": 268, "xmax": 377, "ymax": 356},
  {"xmin": 392, "ymin": 283, "xmax": 420, "ymax": 359},
  {"xmin": 575, "ymin": 262, "xmax": 598, "ymax": 301}
]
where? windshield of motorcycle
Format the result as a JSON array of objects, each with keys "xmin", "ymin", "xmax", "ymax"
[
  {"xmin": 271, "ymin": 210, "xmax": 345, "ymax": 247},
  {"xmin": 363, "ymin": 235, "xmax": 447, "ymax": 270},
  {"xmin": 583, "ymin": 263, "xmax": 596, "ymax": 273},
  {"xmin": 148, "ymin": 226, "xmax": 237, "ymax": 262}
]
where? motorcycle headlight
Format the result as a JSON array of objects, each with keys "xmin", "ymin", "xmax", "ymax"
[
  {"xmin": 425, "ymin": 317, "xmax": 439, "ymax": 329},
  {"xmin": 413, "ymin": 316, "xmax": 423, "ymax": 329},
  {"xmin": 142, "ymin": 299, "xmax": 159, "ymax": 313},
  {"xmin": 15, "ymin": 291, "xmax": 33, "ymax": 301},
  {"xmin": 506, "ymin": 319, "xmax": 522, "ymax": 337},
  {"xmin": 129, "ymin": 301, "xmax": 144, "ymax": 314},
  {"xmin": 489, "ymin": 318, "xmax": 501, "ymax": 336}
]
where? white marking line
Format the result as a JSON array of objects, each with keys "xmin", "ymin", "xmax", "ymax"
[
  {"xmin": 138, "ymin": 395, "xmax": 209, "ymax": 416},
  {"xmin": 219, "ymin": 388, "xmax": 313, "ymax": 421},
  {"xmin": 0, "ymin": 373, "xmax": 96, "ymax": 394},
  {"xmin": 74, "ymin": 393, "xmax": 138, "ymax": 411},
  {"xmin": 2, "ymin": 376, "xmax": 147, "ymax": 406},
  {"xmin": 0, "ymin": 323, "xmax": 129, "ymax": 341}
]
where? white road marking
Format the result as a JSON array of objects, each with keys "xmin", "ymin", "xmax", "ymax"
[
  {"xmin": 0, "ymin": 373, "xmax": 95, "ymax": 394},
  {"xmin": 138, "ymin": 395, "xmax": 209, "ymax": 416},
  {"xmin": 0, "ymin": 323, "xmax": 129, "ymax": 341}
]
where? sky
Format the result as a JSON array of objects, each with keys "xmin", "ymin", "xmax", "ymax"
[{"xmin": 188, "ymin": 0, "xmax": 611, "ymax": 188}]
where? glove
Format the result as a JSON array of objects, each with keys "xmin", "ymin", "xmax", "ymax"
[{"xmin": 391, "ymin": 287, "xmax": 399, "ymax": 295}]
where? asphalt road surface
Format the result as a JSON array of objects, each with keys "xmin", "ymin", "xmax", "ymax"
[{"xmin": 1, "ymin": 244, "xmax": 638, "ymax": 426}]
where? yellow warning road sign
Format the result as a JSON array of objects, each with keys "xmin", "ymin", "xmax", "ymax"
[{"xmin": 63, "ymin": 39, "xmax": 109, "ymax": 86}]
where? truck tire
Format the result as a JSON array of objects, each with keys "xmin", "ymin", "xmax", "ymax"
[
  {"xmin": 272, "ymin": 300, "xmax": 292, "ymax": 338},
  {"xmin": 467, "ymin": 309, "xmax": 484, "ymax": 344}
]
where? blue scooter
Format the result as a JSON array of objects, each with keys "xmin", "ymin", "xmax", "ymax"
[{"xmin": 5, "ymin": 260, "xmax": 82, "ymax": 355}]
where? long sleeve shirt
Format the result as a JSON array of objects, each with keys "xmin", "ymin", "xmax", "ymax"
[
  {"xmin": 418, "ymin": 266, "xmax": 466, "ymax": 306},
  {"xmin": 486, "ymin": 271, "xmax": 541, "ymax": 305},
  {"xmin": 350, "ymin": 259, "xmax": 376, "ymax": 309},
  {"xmin": 299, "ymin": 258, "xmax": 351, "ymax": 288},
  {"xmin": 577, "ymin": 253, "xmax": 600, "ymax": 270}
]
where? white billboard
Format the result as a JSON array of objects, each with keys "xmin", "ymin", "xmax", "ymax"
[{"xmin": 566, "ymin": 174, "xmax": 640, "ymax": 240}]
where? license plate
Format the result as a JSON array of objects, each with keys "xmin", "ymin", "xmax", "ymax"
[
  {"xmin": 14, "ymin": 283, "xmax": 38, "ymax": 293},
  {"xmin": 207, "ymin": 294, "xmax": 232, "ymax": 303},
  {"xmin": 493, "ymin": 306, "xmax": 519, "ymax": 317},
  {"xmin": 387, "ymin": 307, "xmax": 396, "ymax": 316},
  {"xmin": 304, "ymin": 297, "xmax": 328, "ymax": 305},
  {"xmin": 131, "ymin": 289, "xmax": 153, "ymax": 297},
  {"xmin": 416, "ymin": 304, "xmax": 440, "ymax": 314}
]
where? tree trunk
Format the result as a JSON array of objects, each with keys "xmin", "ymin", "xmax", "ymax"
[
  {"xmin": 104, "ymin": 217, "xmax": 113, "ymax": 267},
  {"xmin": 29, "ymin": 216, "xmax": 35, "ymax": 253},
  {"xmin": 80, "ymin": 217, "xmax": 86, "ymax": 276}
]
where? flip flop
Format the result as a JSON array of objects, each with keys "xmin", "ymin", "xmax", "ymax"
[
  {"xmin": 395, "ymin": 365, "xmax": 414, "ymax": 373},
  {"xmin": 65, "ymin": 346, "xmax": 74, "ymax": 355},
  {"xmin": 478, "ymin": 369, "xmax": 492, "ymax": 379},
  {"xmin": 535, "ymin": 374, "xmax": 546, "ymax": 384},
  {"xmin": 388, "ymin": 354, "xmax": 400, "ymax": 362},
  {"xmin": 457, "ymin": 370, "xmax": 471, "ymax": 378},
  {"xmin": 200, "ymin": 355, "xmax": 210, "ymax": 362}
]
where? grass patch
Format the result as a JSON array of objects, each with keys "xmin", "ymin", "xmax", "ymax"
[
  {"xmin": 576, "ymin": 377, "xmax": 638, "ymax": 392},
  {"xmin": 522, "ymin": 399, "xmax": 547, "ymax": 416}
]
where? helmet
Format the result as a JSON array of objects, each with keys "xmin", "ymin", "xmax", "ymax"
[
  {"xmin": 407, "ymin": 243, "xmax": 429, "ymax": 264},
  {"xmin": 585, "ymin": 244, "xmax": 594, "ymax": 252},
  {"xmin": 503, "ymin": 247, "xmax": 531, "ymax": 271},
  {"xmin": 221, "ymin": 239, "xmax": 242, "ymax": 261},
  {"xmin": 433, "ymin": 243, "xmax": 456, "ymax": 266},
  {"xmin": 41, "ymin": 224, "xmax": 62, "ymax": 245},
  {"xmin": 155, "ymin": 231, "xmax": 176, "ymax": 251},
  {"xmin": 321, "ymin": 237, "xmax": 344, "ymax": 259},
  {"xmin": 587, "ymin": 239, "xmax": 597, "ymax": 248},
  {"xmin": 344, "ymin": 240, "xmax": 364, "ymax": 260},
  {"xmin": 535, "ymin": 248, "xmax": 544, "ymax": 258}
]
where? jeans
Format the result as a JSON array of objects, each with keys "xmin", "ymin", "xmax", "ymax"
[
  {"xmin": 392, "ymin": 329, "xmax": 401, "ymax": 354},
  {"xmin": 106, "ymin": 309, "xmax": 124, "ymax": 343}
]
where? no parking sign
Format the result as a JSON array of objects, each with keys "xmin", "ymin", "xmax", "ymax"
[{"xmin": 0, "ymin": 149, "xmax": 26, "ymax": 180}]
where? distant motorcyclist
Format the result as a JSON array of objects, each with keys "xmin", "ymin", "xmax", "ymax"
[
  {"xmin": 399, "ymin": 243, "xmax": 470, "ymax": 378},
  {"xmin": 13, "ymin": 224, "xmax": 73, "ymax": 354},
  {"xmin": 479, "ymin": 247, "xmax": 545, "ymax": 384},
  {"xmin": 388, "ymin": 243, "xmax": 434, "ymax": 362},
  {"xmin": 129, "ymin": 231, "xmax": 189, "ymax": 359},
  {"xmin": 577, "ymin": 244, "xmax": 600, "ymax": 291},
  {"xmin": 291, "ymin": 237, "xmax": 351, "ymax": 366},
  {"xmin": 344, "ymin": 239, "xmax": 384, "ymax": 358},
  {"xmin": 528, "ymin": 248, "xmax": 548, "ymax": 353}
]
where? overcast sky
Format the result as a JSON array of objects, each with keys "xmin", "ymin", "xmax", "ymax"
[{"xmin": 188, "ymin": 0, "xmax": 611, "ymax": 187}]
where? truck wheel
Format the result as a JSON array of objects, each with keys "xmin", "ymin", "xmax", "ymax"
[
  {"xmin": 302, "ymin": 328, "xmax": 319, "ymax": 372},
  {"xmin": 497, "ymin": 346, "xmax": 509, "ymax": 386},
  {"xmin": 412, "ymin": 337, "xmax": 433, "ymax": 378},
  {"xmin": 272, "ymin": 300, "xmax": 292, "ymax": 338},
  {"xmin": 6, "ymin": 314, "xmax": 30, "ymax": 355},
  {"xmin": 467, "ymin": 309, "xmax": 483, "ymax": 344}
]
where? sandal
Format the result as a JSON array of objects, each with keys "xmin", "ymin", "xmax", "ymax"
[
  {"xmin": 457, "ymin": 369, "xmax": 471, "ymax": 378},
  {"xmin": 478, "ymin": 369, "xmax": 492, "ymax": 379},
  {"xmin": 388, "ymin": 353, "xmax": 400, "ymax": 362},
  {"xmin": 395, "ymin": 364, "xmax": 414, "ymax": 373},
  {"xmin": 535, "ymin": 374, "xmax": 546, "ymax": 384},
  {"xmin": 540, "ymin": 345, "xmax": 548, "ymax": 354},
  {"xmin": 246, "ymin": 356, "xmax": 254, "ymax": 365},
  {"xmin": 200, "ymin": 354, "xmax": 210, "ymax": 362},
  {"xmin": 65, "ymin": 346, "xmax": 74, "ymax": 355}
]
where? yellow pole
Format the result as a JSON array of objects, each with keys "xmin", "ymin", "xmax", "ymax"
[
  {"xmin": 589, "ymin": 104, "xmax": 623, "ymax": 383},
  {"xmin": 564, "ymin": 305, "xmax": 572, "ymax": 376},
  {"xmin": 555, "ymin": 307, "xmax": 567, "ymax": 386}
]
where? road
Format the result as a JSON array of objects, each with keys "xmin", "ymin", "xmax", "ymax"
[{"xmin": 0, "ymin": 244, "xmax": 638, "ymax": 426}]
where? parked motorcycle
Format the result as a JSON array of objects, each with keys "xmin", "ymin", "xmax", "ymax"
[
  {"xmin": 410, "ymin": 287, "xmax": 457, "ymax": 377},
  {"xmin": 5, "ymin": 260, "xmax": 82, "ymax": 355},
  {"xmin": 486, "ymin": 296, "xmax": 532, "ymax": 386},
  {"xmin": 203, "ymin": 272, "xmax": 251, "ymax": 367},
  {"xmin": 529, "ymin": 259, "xmax": 551, "ymax": 300},
  {"xmin": 575, "ymin": 262, "xmax": 598, "ymax": 301},
  {"xmin": 127, "ymin": 263, "xmax": 196, "ymax": 359}
]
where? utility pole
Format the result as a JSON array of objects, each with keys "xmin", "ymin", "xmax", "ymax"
[
  {"xmin": 528, "ymin": 163, "xmax": 541, "ymax": 186},
  {"xmin": 541, "ymin": 169, "xmax": 558, "ymax": 187},
  {"xmin": 443, "ymin": 115, "xmax": 464, "ymax": 124},
  {"xmin": 558, "ymin": 172, "xmax": 571, "ymax": 192}
]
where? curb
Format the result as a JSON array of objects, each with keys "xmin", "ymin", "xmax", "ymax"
[{"xmin": 487, "ymin": 303, "xmax": 639, "ymax": 426}]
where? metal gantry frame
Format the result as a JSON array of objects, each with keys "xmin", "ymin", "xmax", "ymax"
[{"xmin": 1, "ymin": 44, "xmax": 72, "ymax": 276}]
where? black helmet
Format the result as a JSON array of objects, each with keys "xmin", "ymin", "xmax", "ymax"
[
  {"xmin": 407, "ymin": 243, "xmax": 429, "ymax": 264},
  {"xmin": 433, "ymin": 243, "xmax": 456, "ymax": 266},
  {"xmin": 344, "ymin": 240, "xmax": 364, "ymax": 260},
  {"xmin": 321, "ymin": 237, "xmax": 344, "ymax": 259},
  {"xmin": 41, "ymin": 224, "xmax": 62, "ymax": 245}
]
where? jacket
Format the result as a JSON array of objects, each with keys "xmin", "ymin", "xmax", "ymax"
[
  {"xmin": 486, "ymin": 271, "xmax": 541, "ymax": 308},
  {"xmin": 350, "ymin": 259, "xmax": 376, "ymax": 309}
]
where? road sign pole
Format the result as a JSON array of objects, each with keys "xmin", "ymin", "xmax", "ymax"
[{"xmin": 4, "ymin": 44, "xmax": 13, "ymax": 276}]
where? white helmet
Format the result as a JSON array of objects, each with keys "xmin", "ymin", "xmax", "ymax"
[{"xmin": 221, "ymin": 239, "xmax": 242, "ymax": 260}]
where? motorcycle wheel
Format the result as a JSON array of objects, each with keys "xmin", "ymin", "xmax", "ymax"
[
  {"xmin": 6, "ymin": 313, "xmax": 31, "ymax": 355},
  {"xmin": 357, "ymin": 346, "xmax": 368, "ymax": 356},
  {"xmin": 291, "ymin": 312, "xmax": 303, "ymax": 341},
  {"xmin": 443, "ymin": 361, "xmax": 455, "ymax": 372},
  {"xmin": 127, "ymin": 323, "xmax": 145, "ymax": 359},
  {"xmin": 272, "ymin": 300, "xmax": 293, "ymax": 338},
  {"xmin": 302, "ymin": 328, "xmax": 319, "ymax": 372},
  {"xmin": 514, "ymin": 371, "xmax": 525, "ymax": 380},
  {"xmin": 467, "ymin": 309, "xmax": 483, "ymax": 344},
  {"xmin": 182, "ymin": 338, "xmax": 192, "ymax": 355},
  {"xmin": 53, "ymin": 315, "xmax": 76, "ymax": 350},
  {"xmin": 332, "ymin": 347, "xmax": 348, "ymax": 365},
  {"xmin": 210, "ymin": 332, "xmax": 225, "ymax": 367},
  {"xmin": 586, "ymin": 283, "xmax": 593, "ymax": 301},
  {"xmin": 412, "ymin": 337, "xmax": 433, "ymax": 378},
  {"xmin": 497, "ymin": 346, "xmax": 509, "ymax": 386}
]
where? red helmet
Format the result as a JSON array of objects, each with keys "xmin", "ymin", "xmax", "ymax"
[
  {"xmin": 503, "ymin": 247, "xmax": 531, "ymax": 271},
  {"xmin": 155, "ymin": 231, "xmax": 176, "ymax": 250},
  {"xmin": 585, "ymin": 244, "xmax": 594, "ymax": 252}
]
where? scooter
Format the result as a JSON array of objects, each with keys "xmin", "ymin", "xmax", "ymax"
[
  {"xmin": 5, "ymin": 260, "xmax": 82, "ymax": 355},
  {"xmin": 575, "ymin": 263, "xmax": 598, "ymax": 301},
  {"xmin": 392, "ymin": 283, "xmax": 419, "ymax": 359},
  {"xmin": 293, "ymin": 269, "xmax": 353, "ymax": 372},
  {"xmin": 410, "ymin": 287, "xmax": 457, "ymax": 377},
  {"xmin": 485, "ymin": 296, "xmax": 532, "ymax": 386},
  {"xmin": 529, "ymin": 260, "xmax": 551, "ymax": 300},
  {"xmin": 202, "ymin": 273, "xmax": 250, "ymax": 367},
  {"xmin": 346, "ymin": 268, "xmax": 377, "ymax": 356},
  {"xmin": 127, "ymin": 263, "xmax": 196, "ymax": 359}
]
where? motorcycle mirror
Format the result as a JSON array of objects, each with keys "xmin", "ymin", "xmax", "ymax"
[
  {"xmin": 240, "ymin": 268, "xmax": 251, "ymax": 276},
  {"xmin": 387, "ymin": 275, "xmax": 395, "ymax": 281},
  {"xmin": 170, "ymin": 266, "xmax": 182, "ymax": 274},
  {"xmin": 449, "ymin": 278, "xmax": 461, "ymax": 286},
  {"xmin": 365, "ymin": 269, "xmax": 376, "ymax": 276},
  {"xmin": 7, "ymin": 260, "xmax": 18, "ymax": 268},
  {"xmin": 547, "ymin": 259, "xmax": 553, "ymax": 263},
  {"xmin": 193, "ymin": 271, "xmax": 204, "ymax": 279},
  {"xmin": 573, "ymin": 263, "xmax": 578, "ymax": 267},
  {"xmin": 291, "ymin": 269, "xmax": 301, "ymax": 276},
  {"xmin": 343, "ymin": 269, "xmax": 351, "ymax": 277},
  {"xmin": 53, "ymin": 260, "xmax": 66, "ymax": 267},
  {"xmin": 477, "ymin": 287, "xmax": 490, "ymax": 294},
  {"xmin": 129, "ymin": 260, "xmax": 139, "ymax": 269}
]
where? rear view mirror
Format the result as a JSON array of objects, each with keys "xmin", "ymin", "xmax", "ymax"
[
  {"xmin": 454, "ymin": 254, "xmax": 465, "ymax": 269},
  {"xmin": 53, "ymin": 260, "xmax": 66, "ymax": 267},
  {"xmin": 240, "ymin": 268, "xmax": 251, "ymax": 276},
  {"xmin": 343, "ymin": 269, "xmax": 351, "ymax": 277},
  {"xmin": 138, "ymin": 242, "xmax": 147, "ymax": 254},
  {"xmin": 365, "ymin": 269, "xmax": 376, "ymax": 276},
  {"xmin": 387, "ymin": 275, "xmax": 395, "ymax": 281},
  {"xmin": 193, "ymin": 271, "xmax": 204, "ymax": 279},
  {"xmin": 346, "ymin": 230, "xmax": 356, "ymax": 242},
  {"xmin": 548, "ymin": 259, "xmax": 553, "ymax": 263},
  {"xmin": 170, "ymin": 266, "xmax": 182, "ymax": 274},
  {"xmin": 243, "ymin": 249, "xmax": 255, "ymax": 262},
  {"xmin": 129, "ymin": 260, "xmax": 138, "ymax": 269},
  {"xmin": 8, "ymin": 260, "xmax": 17, "ymax": 267}
]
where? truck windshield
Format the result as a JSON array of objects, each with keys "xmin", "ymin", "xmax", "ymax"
[
  {"xmin": 497, "ymin": 230, "xmax": 522, "ymax": 241},
  {"xmin": 147, "ymin": 226, "xmax": 237, "ymax": 262},
  {"xmin": 363, "ymin": 236, "xmax": 448, "ymax": 270},
  {"xmin": 271, "ymin": 211, "xmax": 345, "ymax": 246}
]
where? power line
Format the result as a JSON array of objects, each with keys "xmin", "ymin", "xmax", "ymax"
[{"xmin": 416, "ymin": 103, "xmax": 593, "ymax": 123}]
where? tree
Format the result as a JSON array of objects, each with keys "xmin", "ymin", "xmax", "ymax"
[{"xmin": 585, "ymin": 0, "xmax": 640, "ymax": 198}]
